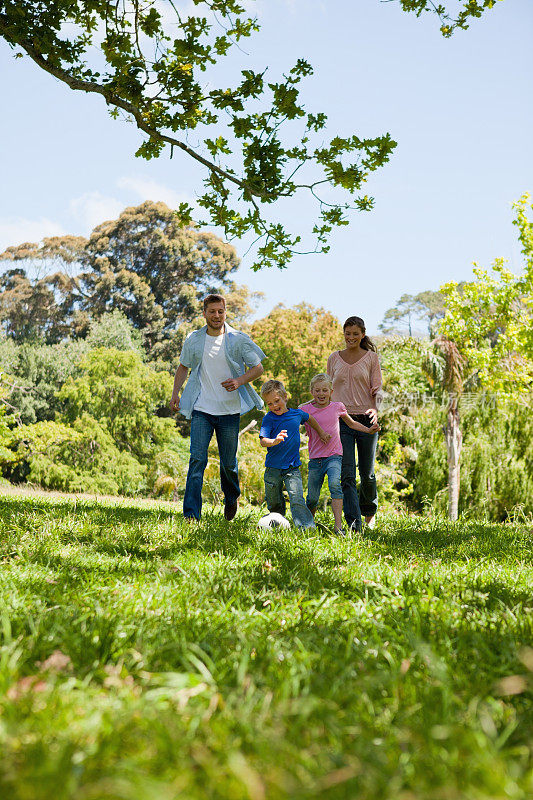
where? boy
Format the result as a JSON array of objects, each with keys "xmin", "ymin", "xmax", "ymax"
[
  {"xmin": 300, "ymin": 373, "xmax": 380, "ymax": 535},
  {"xmin": 259, "ymin": 379, "xmax": 330, "ymax": 530}
]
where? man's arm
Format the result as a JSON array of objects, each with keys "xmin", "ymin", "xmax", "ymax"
[
  {"xmin": 221, "ymin": 362, "xmax": 264, "ymax": 392},
  {"xmin": 170, "ymin": 363, "xmax": 189, "ymax": 412}
]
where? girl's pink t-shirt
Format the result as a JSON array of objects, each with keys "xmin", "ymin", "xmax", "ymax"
[{"xmin": 300, "ymin": 400, "xmax": 348, "ymax": 459}]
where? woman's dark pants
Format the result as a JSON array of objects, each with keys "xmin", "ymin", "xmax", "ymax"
[{"xmin": 339, "ymin": 415, "xmax": 378, "ymax": 531}]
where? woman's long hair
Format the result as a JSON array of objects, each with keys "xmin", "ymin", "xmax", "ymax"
[{"xmin": 343, "ymin": 316, "xmax": 377, "ymax": 352}]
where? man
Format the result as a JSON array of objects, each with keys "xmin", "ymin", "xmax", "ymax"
[{"xmin": 170, "ymin": 294, "xmax": 265, "ymax": 521}]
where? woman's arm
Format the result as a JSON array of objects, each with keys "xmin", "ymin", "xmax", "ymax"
[{"xmin": 341, "ymin": 412, "xmax": 379, "ymax": 433}]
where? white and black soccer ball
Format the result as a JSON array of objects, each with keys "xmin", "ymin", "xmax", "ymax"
[{"xmin": 257, "ymin": 512, "xmax": 291, "ymax": 530}]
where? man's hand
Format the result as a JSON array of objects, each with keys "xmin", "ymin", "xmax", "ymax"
[
  {"xmin": 221, "ymin": 377, "xmax": 242, "ymax": 392},
  {"xmin": 170, "ymin": 394, "xmax": 180, "ymax": 413},
  {"xmin": 366, "ymin": 408, "xmax": 378, "ymax": 425}
]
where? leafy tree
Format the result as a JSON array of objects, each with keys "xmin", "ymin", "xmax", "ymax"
[
  {"xmin": 378, "ymin": 334, "xmax": 533, "ymax": 520},
  {"xmin": 86, "ymin": 310, "xmax": 144, "ymax": 355},
  {"xmin": 413, "ymin": 396, "xmax": 533, "ymax": 520},
  {"xmin": 251, "ymin": 304, "xmax": 342, "ymax": 405},
  {"xmin": 379, "ymin": 294, "xmax": 423, "ymax": 337},
  {"xmin": 0, "ymin": 2, "xmax": 498, "ymax": 269},
  {"xmin": 0, "ymin": 338, "xmax": 89, "ymax": 424},
  {"xmin": 380, "ymin": 334, "xmax": 471, "ymax": 520},
  {"xmin": 379, "ymin": 290, "xmax": 446, "ymax": 337},
  {"xmin": 396, "ymin": 0, "xmax": 500, "ymax": 36},
  {"xmin": 0, "ymin": 202, "xmax": 260, "ymax": 363},
  {"xmin": 58, "ymin": 348, "xmax": 175, "ymax": 461},
  {"xmin": 0, "ymin": 338, "xmax": 88, "ymax": 424},
  {"xmin": 20, "ymin": 414, "xmax": 146, "ymax": 496},
  {"xmin": 0, "ymin": 267, "xmax": 78, "ymax": 343},
  {"xmin": 8, "ymin": 348, "xmax": 179, "ymax": 494},
  {"xmin": 440, "ymin": 194, "xmax": 533, "ymax": 395}
]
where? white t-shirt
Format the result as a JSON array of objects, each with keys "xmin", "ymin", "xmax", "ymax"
[{"xmin": 194, "ymin": 332, "xmax": 241, "ymax": 415}]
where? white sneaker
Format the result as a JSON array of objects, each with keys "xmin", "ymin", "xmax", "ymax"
[{"xmin": 365, "ymin": 516, "xmax": 376, "ymax": 530}]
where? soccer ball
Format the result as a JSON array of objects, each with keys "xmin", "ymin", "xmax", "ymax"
[{"xmin": 257, "ymin": 512, "xmax": 291, "ymax": 530}]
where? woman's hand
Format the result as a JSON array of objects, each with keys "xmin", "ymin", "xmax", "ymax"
[{"xmin": 366, "ymin": 408, "xmax": 378, "ymax": 426}]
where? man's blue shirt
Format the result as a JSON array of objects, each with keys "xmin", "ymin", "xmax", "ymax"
[{"xmin": 259, "ymin": 408, "xmax": 310, "ymax": 470}]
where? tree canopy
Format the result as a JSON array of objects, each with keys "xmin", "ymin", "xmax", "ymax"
[
  {"xmin": 0, "ymin": 1, "xmax": 501, "ymax": 270},
  {"xmin": 0, "ymin": 201, "xmax": 260, "ymax": 364},
  {"xmin": 440, "ymin": 193, "xmax": 533, "ymax": 395},
  {"xmin": 251, "ymin": 303, "xmax": 342, "ymax": 405},
  {"xmin": 379, "ymin": 290, "xmax": 446, "ymax": 337}
]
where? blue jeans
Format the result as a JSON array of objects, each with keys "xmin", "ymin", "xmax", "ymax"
[
  {"xmin": 306, "ymin": 455, "xmax": 343, "ymax": 512},
  {"xmin": 183, "ymin": 410, "xmax": 240, "ymax": 520},
  {"xmin": 340, "ymin": 416, "xmax": 379, "ymax": 530},
  {"xmin": 264, "ymin": 466, "xmax": 316, "ymax": 530}
]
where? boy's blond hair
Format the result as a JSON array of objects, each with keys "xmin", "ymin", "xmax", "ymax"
[
  {"xmin": 310, "ymin": 373, "xmax": 332, "ymax": 391},
  {"xmin": 260, "ymin": 379, "xmax": 287, "ymax": 398}
]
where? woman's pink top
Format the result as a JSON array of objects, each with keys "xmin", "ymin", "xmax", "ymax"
[{"xmin": 326, "ymin": 350, "xmax": 382, "ymax": 414}]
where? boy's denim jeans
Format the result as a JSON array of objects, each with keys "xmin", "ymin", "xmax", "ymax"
[
  {"xmin": 183, "ymin": 410, "xmax": 240, "ymax": 520},
  {"xmin": 264, "ymin": 466, "xmax": 316, "ymax": 529},
  {"xmin": 339, "ymin": 416, "xmax": 379, "ymax": 530},
  {"xmin": 306, "ymin": 455, "xmax": 343, "ymax": 512}
]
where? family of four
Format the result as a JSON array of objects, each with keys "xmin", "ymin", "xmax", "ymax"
[{"xmin": 170, "ymin": 294, "xmax": 382, "ymax": 533}]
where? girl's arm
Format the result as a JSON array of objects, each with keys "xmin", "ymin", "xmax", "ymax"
[
  {"xmin": 306, "ymin": 415, "xmax": 331, "ymax": 445},
  {"xmin": 340, "ymin": 412, "xmax": 380, "ymax": 434}
]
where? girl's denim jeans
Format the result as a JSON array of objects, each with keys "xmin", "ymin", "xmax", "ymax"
[{"xmin": 306, "ymin": 455, "xmax": 343, "ymax": 512}]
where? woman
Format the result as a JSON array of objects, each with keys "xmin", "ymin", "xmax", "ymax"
[{"xmin": 327, "ymin": 316, "xmax": 382, "ymax": 532}]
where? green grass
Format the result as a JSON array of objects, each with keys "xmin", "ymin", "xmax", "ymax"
[{"xmin": 0, "ymin": 493, "xmax": 531, "ymax": 800}]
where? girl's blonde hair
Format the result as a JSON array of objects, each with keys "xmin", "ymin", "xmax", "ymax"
[{"xmin": 310, "ymin": 373, "xmax": 332, "ymax": 391}]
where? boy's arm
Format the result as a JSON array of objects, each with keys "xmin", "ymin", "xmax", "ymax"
[
  {"xmin": 306, "ymin": 415, "xmax": 331, "ymax": 444},
  {"xmin": 340, "ymin": 412, "xmax": 380, "ymax": 433},
  {"xmin": 260, "ymin": 430, "xmax": 288, "ymax": 448}
]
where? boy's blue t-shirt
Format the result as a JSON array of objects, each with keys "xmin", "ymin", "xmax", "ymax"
[{"xmin": 259, "ymin": 408, "xmax": 310, "ymax": 469}]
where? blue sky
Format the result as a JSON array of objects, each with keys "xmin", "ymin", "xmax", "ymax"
[{"xmin": 1, "ymin": 0, "xmax": 532, "ymax": 334}]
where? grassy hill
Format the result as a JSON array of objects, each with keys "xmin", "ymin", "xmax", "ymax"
[{"xmin": 0, "ymin": 494, "xmax": 531, "ymax": 799}]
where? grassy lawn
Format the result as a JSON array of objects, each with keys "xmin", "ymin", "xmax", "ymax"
[{"xmin": 0, "ymin": 493, "xmax": 531, "ymax": 799}]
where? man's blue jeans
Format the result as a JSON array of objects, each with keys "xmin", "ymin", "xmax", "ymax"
[
  {"xmin": 339, "ymin": 416, "xmax": 379, "ymax": 530},
  {"xmin": 264, "ymin": 466, "xmax": 316, "ymax": 529},
  {"xmin": 306, "ymin": 455, "xmax": 343, "ymax": 512},
  {"xmin": 183, "ymin": 410, "xmax": 240, "ymax": 520}
]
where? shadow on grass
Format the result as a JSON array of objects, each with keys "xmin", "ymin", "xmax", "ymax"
[
  {"xmin": 0, "ymin": 496, "xmax": 180, "ymax": 526},
  {"xmin": 363, "ymin": 520, "xmax": 533, "ymax": 562}
]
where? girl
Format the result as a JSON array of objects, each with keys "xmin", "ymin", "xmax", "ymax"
[{"xmin": 300, "ymin": 373, "xmax": 379, "ymax": 535}]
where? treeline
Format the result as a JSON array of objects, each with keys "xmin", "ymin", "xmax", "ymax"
[
  {"xmin": 0, "ymin": 201, "xmax": 261, "ymax": 368},
  {"xmin": 0, "ymin": 198, "xmax": 532, "ymax": 519}
]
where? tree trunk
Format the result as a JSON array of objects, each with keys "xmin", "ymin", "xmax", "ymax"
[{"xmin": 446, "ymin": 393, "xmax": 462, "ymax": 521}]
